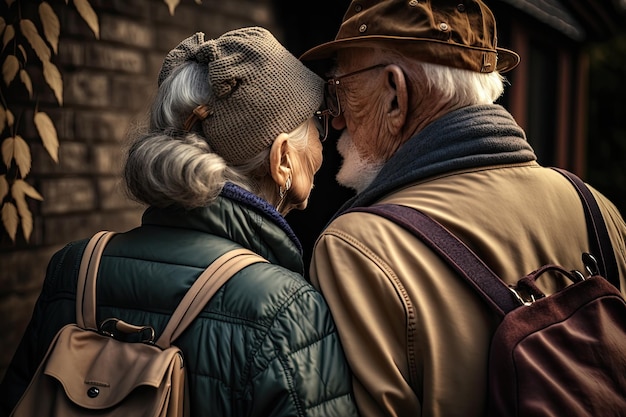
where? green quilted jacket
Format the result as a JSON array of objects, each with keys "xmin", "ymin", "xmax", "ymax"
[{"xmin": 0, "ymin": 183, "xmax": 358, "ymax": 417}]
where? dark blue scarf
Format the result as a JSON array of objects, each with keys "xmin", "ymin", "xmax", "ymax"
[
  {"xmin": 335, "ymin": 104, "xmax": 536, "ymax": 216},
  {"xmin": 221, "ymin": 182, "xmax": 303, "ymax": 253}
]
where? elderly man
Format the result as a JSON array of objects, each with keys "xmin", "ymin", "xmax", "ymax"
[{"xmin": 301, "ymin": 1, "xmax": 626, "ymax": 416}]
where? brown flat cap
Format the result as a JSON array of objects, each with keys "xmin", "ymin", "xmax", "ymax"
[{"xmin": 300, "ymin": 0, "xmax": 520, "ymax": 73}]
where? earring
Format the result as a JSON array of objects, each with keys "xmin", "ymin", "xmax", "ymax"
[
  {"xmin": 279, "ymin": 175, "xmax": 292, "ymax": 199},
  {"xmin": 277, "ymin": 175, "xmax": 292, "ymax": 213}
]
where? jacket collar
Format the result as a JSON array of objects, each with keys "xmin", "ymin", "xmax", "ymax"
[{"xmin": 142, "ymin": 183, "xmax": 303, "ymax": 273}]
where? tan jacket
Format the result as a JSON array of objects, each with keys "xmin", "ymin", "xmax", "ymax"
[{"xmin": 310, "ymin": 163, "xmax": 626, "ymax": 417}]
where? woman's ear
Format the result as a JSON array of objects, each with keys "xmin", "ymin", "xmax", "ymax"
[
  {"xmin": 384, "ymin": 64, "xmax": 408, "ymax": 135},
  {"xmin": 269, "ymin": 133, "xmax": 292, "ymax": 186}
]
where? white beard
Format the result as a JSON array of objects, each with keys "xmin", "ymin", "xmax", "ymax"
[{"xmin": 336, "ymin": 131, "xmax": 384, "ymax": 194}]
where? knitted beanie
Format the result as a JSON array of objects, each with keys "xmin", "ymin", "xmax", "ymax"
[{"xmin": 158, "ymin": 27, "xmax": 324, "ymax": 165}]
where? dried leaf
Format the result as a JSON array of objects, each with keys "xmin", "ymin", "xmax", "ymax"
[
  {"xmin": 19, "ymin": 19, "xmax": 51, "ymax": 62},
  {"xmin": 164, "ymin": 0, "xmax": 180, "ymax": 15},
  {"xmin": 2, "ymin": 135, "xmax": 31, "ymax": 177},
  {"xmin": 11, "ymin": 180, "xmax": 38, "ymax": 242},
  {"xmin": 13, "ymin": 135, "xmax": 31, "ymax": 177},
  {"xmin": 19, "ymin": 69, "xmax": 32, "ymax": 98},
  {"xmin": 18, "ymin": 44, "xmax": 27, "ymax": 62},
  {"xmin": 1, "ymin": 136, "xmax": 13, "ymax": 167},
  {"xmin": 34, "ymin": 112, "xmax": 59, "ymax": 162},
  {"xmin": 0, "ymin": 17, "xmax": 5, "ymax": 35},
  {"xmin": 39, "ymin": 2, "xmax": 60, "ymax": 54},
  {"xmin": 2, "ymin": 54, "xmax": 18, "ymax": 86},
  {"xmin": 6, "ymin": 108, "xmax": 13, "ymax": 127},
  {"xmin": 19, "ymin": 207, "xmax": 33, "ymax": 241},
  {"xmin": 43, "ymin": 60, "xmax": 63, "ymax": 105},
  {"xmin": 194, "ymin": 0, "xmax": 202, "ymax": 4},
  {"xmin": 12, "ymin": 178, "xmax": 43, "ymax": 201},
  {"xmin": 73, "ymin": 0, "xmax": 99, "ymax": 39},
  {"xmin": 0, "ymin": 107, "xmax": 5, "ymax": 132},
  {"xmin": 2, "ymin": 202, "xmax": 18, "ymax": 242},
  {"xmin": 0, "ymin": 175, "xmax": 8, "ymax": 200},
  {"xmin": 2, "ymin": 24, "xmax": 14, "ymax": 50}
]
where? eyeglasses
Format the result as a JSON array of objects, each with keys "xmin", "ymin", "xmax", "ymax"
[{"xmin": 316, "ymin": 64, "xmax": 386, "ymax": 120}]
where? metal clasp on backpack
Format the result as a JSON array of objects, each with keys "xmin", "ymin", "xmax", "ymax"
[
  {"xmin": 508, "ymin": 286, "xmax": 538, "ymax": 306},
  {"xmin": 582, "ymin": 252, "xmax": 600, "ymax": 276}
]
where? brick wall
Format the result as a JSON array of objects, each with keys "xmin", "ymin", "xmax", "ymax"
[{"xmin": 0, "ymin": 0, "xmax": 281, "ymax": 380}]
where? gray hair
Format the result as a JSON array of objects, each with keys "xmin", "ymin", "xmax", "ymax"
[
  {"xmin": 372, "ymin": 47, "xmax": 505, "ymax": 106},
  {"xmin": 417, "ymin": 61, "xmax": 506, "ymax": 105},
  {"xmin": 124, "ymin": 61, "xmax": 311, "ymax": 209}
]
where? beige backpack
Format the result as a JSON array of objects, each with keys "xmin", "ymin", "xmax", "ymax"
[{"xmin": 10, "ymin": 231, "xmax": 267, "ymax": 416}]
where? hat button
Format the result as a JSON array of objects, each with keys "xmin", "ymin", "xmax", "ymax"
[
  {"xmin": 359, "ymin": 24, "xmax": 367, "ymax": 33},
  {"xmin": 439, "ymin": 22, "xmax": 449, "ymax": 31},
  {"xmin": 457, "ymin": 4, "xmax": 466, "ymax": 12},
  {"xmin": 354, "ymin": 4, "xmax": 362, "ymax": 12},
  {"xmin": 409, "ymin": 0, "xmax": 418, "ymax": 6}
]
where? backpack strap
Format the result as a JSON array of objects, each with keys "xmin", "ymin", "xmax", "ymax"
[
  {"xmin": 347, "ymin": 205, "xmax": 516, "ymax": 317},
  {"xmin": 76, "ymin": 231, "xmax": 117, "ymax": 329},
  {"xmin": 346, "ymin": 170, "xmax": 619, "ymax": 315},
  {"xmin": 76, "ymin": 232, "xmax": 268, "ymax": 346},
  {"xmin": 551, "ymin": 167, "xmax": 620, "ymax": 289},
  {"xmin": 155, "ymin": 248, "xmax": 267, "ymax": 348}
]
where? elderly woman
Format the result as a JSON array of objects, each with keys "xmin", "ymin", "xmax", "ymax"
[{"xmin": 0, "ymin": 27, "xmax": 357, "ymax": 417}]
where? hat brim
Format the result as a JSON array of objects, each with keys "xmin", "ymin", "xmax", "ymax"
[{"xmin": 300, "ymin": 36, "xmax": 520, "ymax": 74}]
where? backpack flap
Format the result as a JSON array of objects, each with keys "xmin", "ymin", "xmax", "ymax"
[{"xmin": 42, "ymin": 323, "xmax": 184, "ymax": 410}]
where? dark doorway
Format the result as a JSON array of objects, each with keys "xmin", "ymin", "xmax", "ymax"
[{"xmin": 273, "ymin": 0, "xmax": 355, "ymax": 271}]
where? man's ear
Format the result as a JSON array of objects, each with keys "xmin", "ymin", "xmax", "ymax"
[
  {"xmin": 383, "ymin": 64, "xmax": 408, "ymax": 134},
  {"xmin": 269, "ymin": 133, "xmax": 291, "ymax": 186}
]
